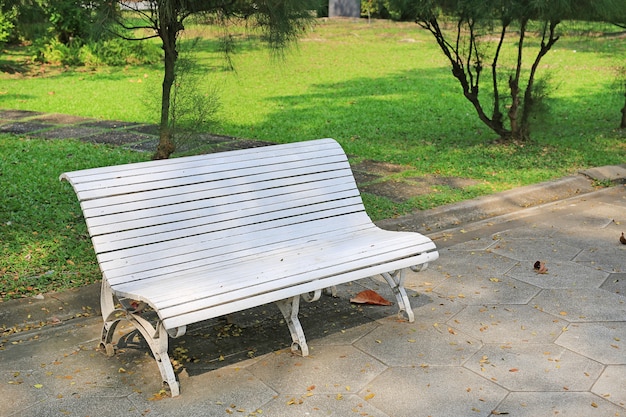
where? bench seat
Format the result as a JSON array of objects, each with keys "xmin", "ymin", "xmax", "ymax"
[{"xmin": 60, "ymin": 138, "xmax": 439, "ymax": 396}]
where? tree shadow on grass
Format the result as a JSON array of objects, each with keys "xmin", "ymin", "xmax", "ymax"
[{"xmin": 223, "ymin": 65, "xmax": 623, "ymax": 168}]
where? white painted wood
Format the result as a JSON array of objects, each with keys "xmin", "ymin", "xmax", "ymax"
[{"xmin": 61, "ymin": 138, "xmax": 439, "ymax": 334}]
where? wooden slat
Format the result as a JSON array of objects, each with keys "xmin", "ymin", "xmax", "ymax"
[
  {"xmin": 97, "ymin": 208, "xmax": 374, "ymax": 264},
  {"xmin": 91, "ymin": 196, "xmax": 366, "ymax": 253},
  {"xmin": 62, "ymin": 138, "xmax": 340, "ymax": 183},
  {"xmin": 102, "ymin": 218, "xmax": 383, "ymax": 285},
  {"xmin": 159, "ymin": 251, "xmax": 440, "ymax": 330},
  {"xmin": 74, "ymin": 154, "xmax": 349, "ymax": 201},
  {"xmin": 125, "ymin": 231, "xmax": 436, "ymax": 310},
  {"xmin": 85, "ymin": 175, "xmax": 356, "ymax": 230}
]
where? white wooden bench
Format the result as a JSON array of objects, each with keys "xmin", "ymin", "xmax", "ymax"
[{"xmin": 60, "ymin": 138, "xmax": 439, "ymax": 396}]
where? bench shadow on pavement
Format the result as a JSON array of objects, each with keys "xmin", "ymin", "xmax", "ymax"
[{"xmin": 112, "ymin": 277, "xmax": 433, "ymax": 379}]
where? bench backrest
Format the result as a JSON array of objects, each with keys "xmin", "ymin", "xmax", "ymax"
[{"xmin": 60, "ymin": 139, "xmax": 374, "ymax": 287}]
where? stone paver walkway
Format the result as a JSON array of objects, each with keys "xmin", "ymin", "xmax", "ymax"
[
  {"xmin": 1, "ymin": 183, "xmax": 624, "ymax": 416},
  {"xmin": 1, "ymin": 109, "xmax": 626, "ymax": 416}
]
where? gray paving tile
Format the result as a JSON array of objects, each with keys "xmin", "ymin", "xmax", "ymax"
[
  {"xmin": 364, "ymin": 366, "xmax": 508, "ymax": 417},
  {"xmin": 490, "ymin": 238, "xmax": 583, "ymax": 262},
  {"xmin": 426, "ymin": 245, "xmax": 539, "ymax": 305},
  {"xmin": 446, "ymin": 236, "xmax": 499, "ymax": 251},
  {"xmin": 490, "ymin": 225, "xmax": 558, "ymax": 240},
  {"xmin": 6, "ymin": 396, "xmax": 145, "ymax": 417},
  {"xmin": 431, "ymin": 250, "xmax": 518, "ymax": 278},
  {"xmin": 575, "ymin": 247, "xmax": 626, "ymax": 273},
  {"xmin": 495, "ymin": 392, "xmax": 625, "ymax": 417},
  {"xmin": 259, "ymin": 393, "xmax": 389, "ymax": 417},
  {"xmin": 465, "ymin": 344, "xmax": 604, "ymax": 391},
  {"xmin": 1, "ymin": 370, "xmax": 49, "ymax": 417},
  {"xmin": 532, "ymin": 288, "xmax": 626, "ymax": 322},
  {"xmin": 403, "ymin": 264, "xmax": 450, "ymax": 293},
  {"xmin": 309, "ymin": 321, "xmax": 380, "ymax": 346},
  {"xmin": 548, "ymin": 209, "xmax": 617, "ymax": 229},
  {"xmin": 553, "ymin": 220, "xmax": 626, "ymax": 249},
  {"xmin": 32, "ymin": 345, "xmax": 155, "ymax": 398},
  {"xmin": 433, "ymin": 272, "xmax": 540, "ymax": 305},
  {"xmin": 556, "ymin": 322, "xmax": 626, "ymax": 365},
  {"xmin": 506, "ymin": 260, "xmax": 609, "ymax": 289},
  {"xmin": 591, "ymin": 365, "xmax": 626, "ymax": 409},
  {"xmin": 601, "ymin": 272, "xmax": 626, "ymax": 296},
  {"xmin": 80, "ymin": 131, "xmax": 152, "ymax": 146},
  {"xmin": 0, "ymin": 121, "xmax": 53, "ymax": 134},
  {"xmin": 247, "ymin": 345, "xmax": 387, "ymax": 394},
  {"xmin": 354, "ymin": 314, "xmax": 481, "ymax": 367},
  {"xmin": 130, "ymin": 367, "xmax": 277, "ymax": 417},
  {"xmin": 450, "ymin": 304, "xmax": 566, "ymax": 344}
]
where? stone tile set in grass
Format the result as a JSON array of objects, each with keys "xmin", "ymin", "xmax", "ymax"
[{"xmin": 0, "ymin": 109, "xmax": 479, "ymax": 205}]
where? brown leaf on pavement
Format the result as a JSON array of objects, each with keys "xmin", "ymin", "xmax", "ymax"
[
  {"xmin": 350, "ymin": 290, "xmax": 392, "ymax": 306},
  {"xmin": 533, "ymin": 261, "xmax": 548, "ymax": 274}
]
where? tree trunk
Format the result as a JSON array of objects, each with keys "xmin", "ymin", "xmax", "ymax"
[
  {"xmin": 520, "ymin": 21, "xmax": 560, "ymax": 140},
  {"xmin": 152, "ymin": 5, "xmax": 180, "ymax": 160},
  {"xmin": 508, "ymin": 19, "xmax": 527, "ymax": 141}
]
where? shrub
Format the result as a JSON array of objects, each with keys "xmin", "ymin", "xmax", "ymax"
[
  {"xmin": 35, "ymin": 37, "xmax": 162, "ymax": 67},
  {"xmin": 34, "ymin": 37, "xmax": 82, "ymax": 66},
  {"xmin": 0, "ymin": 6, "xmax": 17, "ymax": 44}
]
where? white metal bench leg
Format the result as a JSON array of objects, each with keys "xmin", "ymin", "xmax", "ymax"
[
  {"xmin": 411, "ymin": 263, "xmax": 429, "ymax": 272},
  {"xmin": 100, "ymin": 282, "xmax": 124, "ymax": 356},
  {"xmin": 381, "ymin": 269, "xmax": 415, "ymax": 323},
  {"xmin": 275, "ymin": 296, "xmax": 309, "ymax": 356},
  {"xmin": 133, "ymin": 316, "xmax": 180, "ymax": 397},
  {"xmin": 98, "ymin": 282, "xmax": 182, "ymax": 397}
]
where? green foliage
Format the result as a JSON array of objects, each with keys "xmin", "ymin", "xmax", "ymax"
[
  {"xmin": 47, "ymin": 0, "xmax": 90, "ymax": 44},
  {"xmin": 33, "ymin": 37, "xmax": 82, "ymax": 65},
  {"xmin": 362, "ymin": 0, "xmax": 390, "ymax": 19},
  {"xmin": 0, "ymin": 0, "xmax": 47, "ymax": 43},
  {"xmin": 33, "ymin": 37, "xmax": 162, "ymax": 66},
  {"xmin": 1, "ymin": 0, "xmax": 116, "ymax": 45},
  {"xmin": 120, "ymin": 0, "xmax": 317, "ymax": 158},
  {"xmin": 79, "ymin": 38, "xmax": 162, "ymax": 66},
  {"xmin": 385, "ymin": 0, "xmax": 626, "ymax": 141},
  {"xmin": 45, "ymin": 0, "xmax": 115, "ymax": 44},
  {"xmin": 0, "ymin": 134, "xmax": 148, "ymax": 299},
  {"xmin": 0, "ymin": 5, "xmax": 16, "ymax": 44},
  {"xmin": 166, "ymin": 46, "xmax": 222, "ymax": 150}
]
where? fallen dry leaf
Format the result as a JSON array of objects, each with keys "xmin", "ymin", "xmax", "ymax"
[
  {"xmin": 350, "ymin": 290, "xmax": 392, "ymax": 306},
  {"xmin": 533, "ymin": 261, "xmax": 548, "ymax": 274}
]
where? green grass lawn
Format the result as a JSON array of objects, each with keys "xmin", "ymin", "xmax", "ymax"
[
  {"xmin": 0, "ymin": 135, "xmax": 148, "ymax": 300},
  {"xmin": 1, "ymin": 18, "xmax": 625, "ymax": 300}
]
